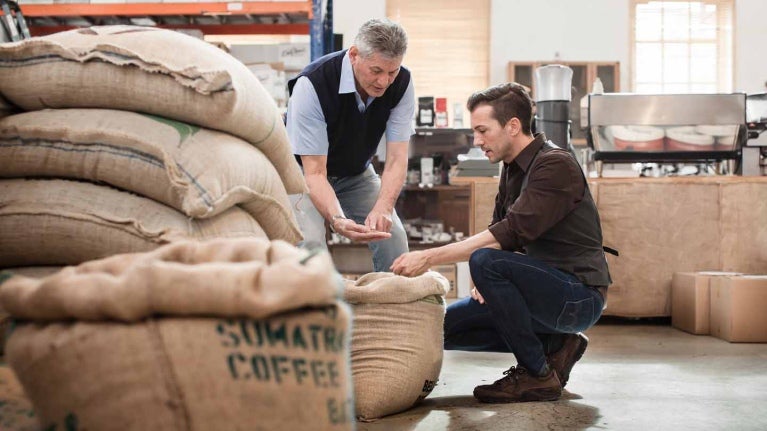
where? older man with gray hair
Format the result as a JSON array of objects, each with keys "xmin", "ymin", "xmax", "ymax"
[{"xmin": 286, "ymin": 18, "xmax": 414, "ymax": 271}]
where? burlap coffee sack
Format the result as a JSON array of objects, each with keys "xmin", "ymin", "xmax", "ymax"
[
  {"xmin": 343, "ymin": 272, "xmax": 449, "ymax": 420},
  {"xmin": 0, "ymin": 179, "xmax": 266, "ymax": 268},
  {"xmin": 0, "ymin": 364, "xmax": 37, "ymax": 431},
  {"xmin": 0, "ymin": 238, "xmax": 353, "ymax": 430},
  {"xmin": 0, "ymin": 109, "xmax": 301, "ymax": 243},
  {"xmin": 0, "ymin": 238, "xmax": 339, "ymax": 321},
  {"xmin": 0, "ymin": 93, "xmax": 17, "ymax": 120},
  {"xmin": 0, "ymin": 25, "xmax": 305, "ymax": 194},
  {"xmin": 4, "ymin": 307, "xmax": 354, "ymax": 431},
  {"xmin": 0, "ymin": 268, "xmax": 62, "ymax": 357}
]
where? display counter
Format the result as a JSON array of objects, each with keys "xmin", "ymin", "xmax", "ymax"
[
  {"xmin": 593, "ymin": 176, "xmax": 767, "ymax": 317},
  {"xmin": 462, "ymin": 175, "xmax": 767, "ymax": 317}
]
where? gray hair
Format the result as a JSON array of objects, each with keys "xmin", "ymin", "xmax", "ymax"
[{"xmin": 353, "ymin": 18, "xmax": 408, "ymax": 59}]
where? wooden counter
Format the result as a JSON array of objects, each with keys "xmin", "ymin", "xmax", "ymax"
[
  {"xmin": 455, "ymin": 176, "xmax": 767, "ymax": 317},
  {"xmin": 449, "ymin": 176, "xmax": 501, "ymax": 235},
  {"xmin": 591, "ymin": 176, "xmax": 767, "ymax": 317}
]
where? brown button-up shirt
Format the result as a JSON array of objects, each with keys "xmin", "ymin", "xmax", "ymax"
[{"xmin": 488, "ymin": 133, "xmax": 585, "ymax": 252}]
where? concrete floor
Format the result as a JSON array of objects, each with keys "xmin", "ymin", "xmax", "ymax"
[
  {"xmin": 2, "ymin": 320, "xmax": 766, "ymax": 430},
  {"xmin": 360, "ymin": 319, "xmax": 767, "ymax": 431}
]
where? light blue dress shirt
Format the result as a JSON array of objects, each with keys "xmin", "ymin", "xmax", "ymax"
[{"xmin": 286, "ymin": 50, "xmax": 415, "ymax": 157}]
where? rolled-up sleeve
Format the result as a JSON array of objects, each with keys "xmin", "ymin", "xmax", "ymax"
[
  {"xmin": 488, "ymin": 152, "xmax": 585, "ymax": 251},
  {"xmin": 286, "ymin": 76, "xmax": 329, "ymax": 155},
  {"xmin": 385, "ymin": 76, "xmax": 416, "ymax": 142}
]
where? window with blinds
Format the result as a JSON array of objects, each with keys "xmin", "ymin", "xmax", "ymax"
[{"xmin": 631, "ymin": 0, "xmax": 734, "ymax": 94}]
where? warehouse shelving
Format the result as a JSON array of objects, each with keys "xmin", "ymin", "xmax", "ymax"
[
  {"xmin": 16, "ymin": 1, "xmax": 314, "ymax": 36},
  {"xmin": 11, "ymin": 0, "xmax": 334, "ymax": 60}
]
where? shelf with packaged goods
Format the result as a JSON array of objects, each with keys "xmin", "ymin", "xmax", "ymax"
[
  {"xmin": 17, "ymin": 1, "xmax": 314, "ymax": 36},
  {"xmin": 415, "ymin": 127, "xmax": 473, "ymax": 137}
]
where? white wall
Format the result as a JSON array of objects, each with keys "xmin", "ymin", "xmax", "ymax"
[
  {"xmin": 735, "ymin": 0, "xmax": 767, "ymax": 93},
  {"xmin": 333, "ymin": 0, "xmax": 765, "ymax": 94},
  {"xmin": 490, "ymin": 0, "xmax": 766, "ymax": 94},
  {"xmin": 333, "ymin": 0, "xmax": 386, "ymax": 49},
  {"xmin": 490, "ymin": 0, "xmax": 630, "ymax": 90}
]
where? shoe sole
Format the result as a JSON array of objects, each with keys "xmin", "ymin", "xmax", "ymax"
[
  {"xmin": 475, "ymin": 388, "xmax": 562, "ymax": 404},
  {"xmin": 559, "ymin": 336, "xmax": 589, "ymax": 388}
]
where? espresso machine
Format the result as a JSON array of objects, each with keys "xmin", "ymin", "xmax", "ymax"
[
  {"xmin": 743, "ymin": 93, "xmax": 767, "ymax": 176},
  {"xmin": 585, "ymin": 93, "xmax": 746, "ymax": 176}
]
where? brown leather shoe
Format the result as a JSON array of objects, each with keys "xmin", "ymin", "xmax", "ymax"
[
  {"xmin": 547, "ymin": 333, "xmax": 589, "ymax": 388},
  {"xmin": 473, "ymin": 366, "xmax": 562, "ymax": 403}
]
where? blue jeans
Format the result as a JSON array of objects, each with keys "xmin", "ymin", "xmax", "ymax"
[
  {"xmin": 289, "ymin": 165, "xmax": 409, "ymax": 272},
  {"xmin": 445, "ymin": 248, "xmax": 604, "ymax": 375}
]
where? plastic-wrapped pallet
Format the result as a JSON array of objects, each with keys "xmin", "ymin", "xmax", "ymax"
[
  {"xmin": 0, "ymin": 109, "xmax": 301, "ymax": 243},
  {"xmin": 343, "ymin": 272, "xmax": 449, "ymax": 420},
  {"xmin": 0, "ymin": 25, "xmax": 305, "ymax": 194},
  {"xmin": 0, "ymin": 238, "xmax": 354, "ymax": 431},
  {"xmin": 0, "ymin": 179, "xmax": 266, "ymax": 268}
]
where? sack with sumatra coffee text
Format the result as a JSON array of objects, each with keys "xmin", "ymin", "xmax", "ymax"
[{"xmin": 0, "ymin": 238, "xmax": 355, "ymax": 431}]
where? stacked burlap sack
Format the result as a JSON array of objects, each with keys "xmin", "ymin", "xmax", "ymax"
[
  {"xmin": 0, "ymin": 93, "xmax": 17, "ymax": 120},
  {"xmin": 0, "ymin": 267, "xmax": 61, "ymax": 430},
  {"xmin": 0, "ymin": 238, "xmax": 355, "ymax": 431},
  {"xmin": 0, "ymin": 268, "xmax": 62, "ymax": 358},
  {"xmin": 344, "ymin": 272, "xmax": 449, "ymax": 420},
  {"xmin": 0, "ymin": 25, "xmax": 304, "ymax": 269}
]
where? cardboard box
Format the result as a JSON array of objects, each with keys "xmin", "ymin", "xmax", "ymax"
[
  {"xmin": 276, "ymin": 43, "xmax": 310, "ymax": 71},
  {"xmin": 455, "ymin": 261, "xmax": 471, "ymax": 298},
  {"xmin": 230, "ymin": 43, "xmax": 309, "ymax": 72},
  {"xmin": 246, "ymin": 63, "xmax": 288, "ymax": 107},
  {"xmin": 710, "ymin": 275, "xmax": 767, "ymax": 342},
  {"xmin": 430, "ymin": 264, "xmax": 457, "ymax": 298},
  {"xmin": 671, "ymin": 272, "xmax": 741, "ymax": 335}
]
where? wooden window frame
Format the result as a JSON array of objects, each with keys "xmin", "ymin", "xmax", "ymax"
[{"xmin": 629, "ymin": 0, "xmax": 735, "ymax": 93}]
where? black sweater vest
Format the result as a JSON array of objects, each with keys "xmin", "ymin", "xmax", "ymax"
[{"xmin": 288, "ymin": 50, "xmax": 411, "ymax": 177}]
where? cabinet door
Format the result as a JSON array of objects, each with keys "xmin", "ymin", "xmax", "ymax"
[
  {"xmin": 507, "ymin": 63, "xmax": 535, "ymax": 93},
  {"xmin": 395, "ymin": 186, "xmax": 471, "ymax": 240},
  {"xmin": 596, "ymin": 64, "xmax": 619, "ymax": 93}
]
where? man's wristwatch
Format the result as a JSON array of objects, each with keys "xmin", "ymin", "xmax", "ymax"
[{"xmin": 329, "ymin": 214, "xmax": 346, "ymax": 233}]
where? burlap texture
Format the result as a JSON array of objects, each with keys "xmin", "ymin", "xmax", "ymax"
[
  {"xmin": 343, "ymin": 272, "xmax": 448, "ymax": 420},
  {"xmin": 0, "ymin": 238, "xmax": 339, "ymax": 321},
  {"xmin": 0, "ymin": 25, "xmax": 305, "ymax": 194},
  {"xmin": 719, "ymin": 182, "xmax": 767, "ymax": 274},
  {"xmin": 0, "ymin": 179, "xmax": 266, "ymax": 268},
  {"xmin": 1, "ymin": 239, "xmax": 353, "ymax": 430},
  {"xmin": 0, "ymin": 93, "xmax": 17, "ymax": 119},
  {"xmin": 0, "ymin": 267, "xmax": 63, "ymax": 357},
  {"xmin": 5, "ymin": 307, "xmax": 354, "ymax": 431},
  {"xmin": 594, "ymin": 177, "xmax": 767, "ymax": 317},
  {"xmin": 0, "ymin": 365, "xmax": 36, "ymax": 431},
  {"xmin": 1, "ymin": 267, "xmax": 63, "ymax": 279},
  {"xmin": 0, "ymin": 108, "xmax": 301, "ymax": 243}
]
